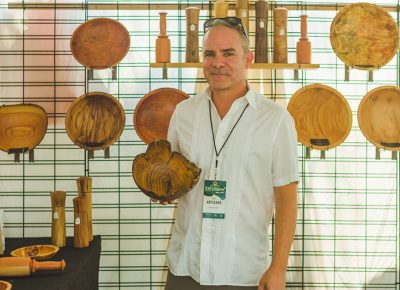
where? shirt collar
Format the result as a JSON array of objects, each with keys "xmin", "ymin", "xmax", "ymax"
[{"xmin": 203, "ymin": 85, "xmax": 258, "ymax": 110}]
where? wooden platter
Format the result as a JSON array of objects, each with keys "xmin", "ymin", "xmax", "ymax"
[
  {"xmin": 134, "ymin": 88, "xmax": 189, "ymax": 144},
  {"xmin": 358, "ymin": 86, "xmax": 400, "ymax": 151},
  {"xmin": 0, "ymin": 280, "xmax": 11, "ymax": 290},
  {"xmin": 330, "ymin": 3, "xmax": 399, "ymax": 70},
  {"xmin": 70, "ymin": 18, "xmax": 130, "ymax": 69},
  {"xmin": 11, "ymin": 245, "xmax": 59, "ymax": 261},
  {"xmin": 65, "ymin": 92, "xmax": 125, "ymax": 151},
  {"xmin": 0, "ymin": 104, "xmax": 47, "ymax": 153},
  {"xmin": 132, "ymin": 140, "xmax": 201, "ymax": 201},
  {"xmin": 287, "ymin": 84, "xmax": 352, "ymax": 150}
]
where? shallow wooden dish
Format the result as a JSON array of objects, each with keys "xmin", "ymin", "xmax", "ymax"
[
  {"xmin": 70, "ymin": 18, "xmax": 130, "ymax": 69},
  {"xmin": 134, "ymin": 88, "xmax": 189, "ymax": 144},
  {"xmin": 0, "ymin": 104, "xmax": 47, "ymax": 153},
  {"xmin": 330, "ymin": 2, "xmax": 398, "ymax": 70},
  {"xmin": 287, "ymin": 84, "xmax": 352, "ymax": 150},
  {"xmin": 0, "ymin": 280, "xmax": 11, "ymax": 290},
  {"xmin": 358, "ymin": 86, "xmax": 400, "ymax": 151},
  {"xmin": 11, "ymin": 245, "xmax": 59, "ymax": 261},
  {"xmin": 132, "ymin": 140, "xmax": 201, "ymax": 201},
  {"xmin": 65, "ymin": 92, "xmax": 125, "ymax": 150}
]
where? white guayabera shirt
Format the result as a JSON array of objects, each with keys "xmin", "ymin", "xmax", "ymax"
[{"xmin": 167, "ymin": 87, "xmax": 299, "ymax": 286}]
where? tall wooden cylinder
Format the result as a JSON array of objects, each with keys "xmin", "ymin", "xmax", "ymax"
[
  {"xmin": 273, "ymin": 7, "xmax": 288, "ymax": 63},
  {"xmin": 156, "ymin": 12, "xmax": 171, "ymax": 63},
  {"xmin": 296, "ymin": 15, "xmax": 311, "ymax": 64},
  {"xmin": 214, "ymin": 0, "xmax": 229, "ymax": 18},
  {"xmin": 185, "ymin": 7, "xmax": 200, "ymax": 63},
  {"xmin": 0, "ymin": 210, "xmax": 4, "ymax": 255},
  {"xmin": 73, "ymin": 196, "xmax": 89, "ymax": 248},
  {"xmin": 236, "ymin": 0, "xmax": 249, "ymax": 33},
  {"xmin": 76, "ymin": 176, "xmax": 93, "ymax": 242},
  {"xmin": 255, "ymin": 0, "xmax": 269, "ymax": 63},
  {"xmin": 50, "ymin": 191, "xmax": 66, "ymax": 247}
]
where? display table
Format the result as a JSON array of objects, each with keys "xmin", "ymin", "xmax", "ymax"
[{"xmin": 0, "ymin": 235, "xmax": 101, "ymax": 290}]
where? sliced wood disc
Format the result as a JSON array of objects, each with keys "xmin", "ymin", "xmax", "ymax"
[
  {"xmin": 70, "ymin": 18, "xmax": 130, "ymax": 69},
  {"xmin": 330, "ymin": 3, "xmax": 399, "ymax": 70},
  {"xmin": 287, "ymin": 84, "xmax": 352, "ymax": 150},
  {"xmin": 134, "ymin": 88, "xmax": 189, "ymax": 144},
  {"xmin": 132, "ymin": 140, "xmax": 201, "ymax": 201},
  {"xmin": 65, "ymin": 92, "xmax": 125, "ymax": 150},
  {"xmin": 0, "ymin": 104, "xmax": 47, "ymax": 153},
  {"xmin": 358, "ymin": 86, "xmax": 400, "ymax": 151}
]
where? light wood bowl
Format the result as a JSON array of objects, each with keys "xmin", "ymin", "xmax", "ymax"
[
  {"xmin": 287, "ymin": 84, "xmax": 352, "ymax": 150},
  {"xmin": 65, "ymin": 92, "xmax": 125, "ymax": 150},
  {"xmin": 132, "ymin": 140, "xmax": 201, "ymax": 201},
  {"xmin": 358, "ymin": 86, "xmax": 400, "ymax": 151},
  {"xmin": 11, "ymin": 245, "xmax": 59, "ymax": 261},
  {"xmin": 70, "ymin": 18, "xmax": 130, "ymax": 69},
  {"xmin": 134, "ymin": 88, "xmax": 189, "ymax": 144},
  {"xmin": 330, "ymin": 2, "xmax": 398, "ymax": 70},
  {"xmin": 0, "ymin": 280, "xmax": 11, "ymax": 290},
  {"xmin": 0, "ymin": 104, "xmax": 47, "ymax": 153}
]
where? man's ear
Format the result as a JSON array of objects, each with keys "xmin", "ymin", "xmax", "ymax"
[{"xmin": 245, "ymin": 51, "xmax": 254, "ymax": 67}]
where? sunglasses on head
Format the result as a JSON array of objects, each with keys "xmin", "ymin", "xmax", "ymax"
[{"xmin": 203, "ymin": 17, "xmax": 248, "ymax": 39}]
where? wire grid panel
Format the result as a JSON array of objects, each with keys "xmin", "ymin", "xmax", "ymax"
[{"xmin": 0, "ymin": 0, "xmax": 399, "ymax": 289}]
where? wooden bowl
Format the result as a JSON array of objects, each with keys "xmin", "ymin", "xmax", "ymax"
[
  {"xmin": 11, "ymin": 245, "xmax": 59, "ymax": 261},
  {"xmin": 70, "ymin": 18, "xmax": 130, "ymax": 69},
  {"xmin": 65, "ymin": 92, "xmax": 125, "ymax": 150},
  {"xmin": 287, "ymin": 84, "xmax": 352, "ymax": 150},
  {"xmin": 358, "ymin": 86, "xmax": 400, "ymax": 151},
  {"xmin": 0, "ymin": 280, "xmax": 11, "ymax": 290},
  {"xmin": 0, "ymin": 104, "xmax": 47, "ymax": 153},
  {"xmin": 134, "ymin": 88, "xmax": 189, "ymax": 144},
  {"xmin": 330, "ymin": 3, "xmax": 398, "ymax": 70},
  {"xmin": 132, "ymin": 140, "xmax": 201, "ymax": 201}
]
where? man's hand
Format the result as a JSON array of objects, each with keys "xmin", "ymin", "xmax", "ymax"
[
  {"xmin": 258, "ymin": 264, "xmax": 286, "ymax": 290},
  {"xmin": 150, "ymin": 198, "xmax": 175, "ymax": 205}
]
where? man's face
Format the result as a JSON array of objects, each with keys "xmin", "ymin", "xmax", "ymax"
[{"xmin": 202, "ymin": 25, "xmax": 253, "ymax": 92}]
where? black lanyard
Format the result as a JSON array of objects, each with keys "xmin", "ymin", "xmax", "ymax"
[{"xmin": 208, "ymin": 99, "xmax": 249, "ymax": 179}]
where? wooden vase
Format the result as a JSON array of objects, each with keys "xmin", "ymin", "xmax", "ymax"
[
  {"xmin": 296, "ymin": 15, "xmax": 311, "ymax": 64},
  {"xmin": 76, "ymin": 176, "xmax": 93, "ymax": 242},
  {"xmin": 236, "ymin": 0, "xmax": 249, "ymax": 33},
  {"xmin": 73, "ymin": 196, "xmax": 89, "ymax": 248},
  {"xmin": 50, "ymin": 191, "xmax": 66, "ymax": 247},
  {"xmin": 214, "ymin": 0, "xmax": 228, "ymax": 18},
  {"xmin": 156, "ymin": 12, "xmax": 170, "ymax": 63},
  {"xmin": 255, "ymin": 0, "xmax": 269, "ymax": 63},
  {"xmin": 273, "ymin": 7, "xmax": 288, "ymax": 63},
  {"xmin": 185, "ymin": 7, "xmax": 200, "ymax": 63}
]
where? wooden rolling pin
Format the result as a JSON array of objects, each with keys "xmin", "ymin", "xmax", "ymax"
[
  {"xmin": 236, "ymin": 0, "xmax": 249, "ymax": 33},
  {"xmin": 0, "ymin": 257, "xmax": 65, "ymax": 277},
  {"xmin": 273, "ymin": 7, "xmax": 288, "ymax": 63},
  {"xmin": 50, "ymin": 191, "xmax": 66, "ymax": 247},
  {"xmin": 255, "ymin": 0, "xmax": 269, "ymax": 63},
  {"xmin": 76, "ymin": 176, "xmax": 93, "ymax": 242},
  {"xmin": 214, "ymin": 0, "xmax": 228, "ymax": 18},
  {"xmin": 185, "ymin": 7, "xmax": 200, "ymax": 63},
  {"xmin": 73, "ymin": 196, "xmax": 89, "ymax": 248},
  {"xmin": 296, "ymin": 15, "xmax": 311, "ymax": 64},
  {"xmin": 156, "ymin": 12, "xmax": 170, "ymax": 63}
]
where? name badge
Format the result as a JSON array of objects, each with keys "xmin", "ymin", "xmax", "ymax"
[{"xmin": 203, "ymin": 180, "xmax": 226, "ymax": 219}]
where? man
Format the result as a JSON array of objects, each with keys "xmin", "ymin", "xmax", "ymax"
[{"xmin": 163, "ymin": 17, "xmax": 298, "ymax": 290}]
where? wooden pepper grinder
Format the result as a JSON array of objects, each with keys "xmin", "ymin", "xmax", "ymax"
[
  {"xmin": 73, "ymin": 196, "xmax": 89, "ymax": 248},
  {"xmin": 50, "ymin": 191, "xmax": 66, "ymax": 247},
  {"xmin": 255, "ymin": 0, "xmax": 269, "ymax": 63},
  {"xmin": 296, "ymin": 15, "xmax": 311, "ymax": 64},
  {"xmin": 273, "ymin": 7, "xmax": 288, "ymax": 63},
  {"xmin": 185, "ymin": 7, "xmax": 200, "ymax": 63},
  {"xmin": 214, "ymin": 0, "xmax": 229, "ymax": 18},
  {"xmin": 76, "ymin": 176, "xmax": 93, "ymax": 242},
  {"xmin": 236, "ymin": 0, "xmax": 249, "ymax": 33},
  {"xmin": 156, "ymin": 12, "xmax": 170, "ymax": 63},
  {"xmin": 0, "ymin": 210, "xmax": 4, "ymax": 255}
]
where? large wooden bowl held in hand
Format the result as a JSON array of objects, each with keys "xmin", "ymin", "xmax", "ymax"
[
  {"xmin": 134, "ymin": 88, "xmax": 189, "ymax": 144},
  {"xmin": 0, "ymin": 104, "xmax": 47, "ymax": 161},
  {"xmin": 70, "ymin": 18, "xmax": 130, "ymax": 69},
  {"xmin": 358, "ymin": 86, "xmax": 400, "ymax": 151},
  {"xmin": 65, "ymin": 92, "xmax": 125, "ymax": 153},
  {"xmin": 330, "ymin": 3, "xmax": 399, "ymax": 70},
  {"xmin": 288, "ymin": 84, "xmax": 352, "ymax": 151},
  {"xmin": 132, "ymin": 140, "xmax": 201, "ymax": 201}
]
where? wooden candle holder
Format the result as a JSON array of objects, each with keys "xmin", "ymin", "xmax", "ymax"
[{"xmin": 50, "ymin": 191, "xmax": 66, "ymax": 247}]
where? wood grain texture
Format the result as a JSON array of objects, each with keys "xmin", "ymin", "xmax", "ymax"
[
  {"xmin": 73, "ymin": 197, "xmax": 89, "ymax": 248},
  {"xmin": 10, "ymin": 245, "xmax": 59, "ymax": 261},
  {"xmin": 273, "ymin": 7, "xmax": 288, "ymax": 63},
  {"xmin": 296, "ymin": 15, "xmax": 311, "ymax": 64},
  {"xmin": 76, "ymin": 176, "xmax": 93, "ymax": 242},
  {"xmin": 50, "ymin": 191, "xmax": 66, "ymax": 247},
  {"xmin": 255, "ymin": 0, "xmax": 269, "ymax": 63},
  {"xmin": 65, "ymin": 92, "xmax": 125, "ymax": 151},
  {"xmin": 0, "ymin": 257, "xmax": 65, "ymax": 277},
  {"xmin": 330, "ymin": 3, "xmax": 398, "ymax": 70},
  {"xmin": 0, "ymin": 104, "xmax": 47, "ymax": 153},
  {"xmin": 0, "ymin": 280, "xmax": 11, "ymax": 290},
  {"xmin": 287, "ymin": 84, "xmax": 352, "ymax": 150},
  {"xmin": 70, "ymin": 17, "xmax": 130, "ymax": 69},
  {"xmin": 134, "ymin": 88, "xmax": 188, "ymax": 144},
  {"xmin": 185, "ymin": 7, "xmax": 200, "ymax": 63},
  {"xmin": 358, "ymin": 86, "xmax": 400, "ymax": 151},
  {"xmin": 214, "ymin": 1, "xmax": 228, "ymax": 18},
  {"xmin": 132, "ymin": 140, "xmax": 201, "ymax": 201},
  {"xmin": 156, "ymin": 12, "xmax": 170, "ymax": 63}
]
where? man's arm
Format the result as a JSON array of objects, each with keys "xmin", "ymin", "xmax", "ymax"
[{"xmin": 258, "ymin": 182, "xmax": 298, "ymax": 290}]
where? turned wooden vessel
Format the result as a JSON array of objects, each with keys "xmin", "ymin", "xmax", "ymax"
[
  {"xmin": 65, "ymin": 92, "xmax": 125, "ymax": 152},
  {"xmin": 70, "ymin": 18, "xmax": 130, "ymax": 69},
  {"xmin": 73, "ymin": 197, "xmax": 90, "ymax": 248},
  {"xmin": 358, "ymin": 86, "xmax": 400, "ymax": 151},
  {"xmin": 214, "ymin": 0, "xmax": 229, "ymax": 18},
  {"xmin": 156, "ymin": 12, "xmax": 170, "ymax": 63},
  {"xmin": 255, "ymin": 0, "xmax": 269, "ymax": 63},
  {"xmin": 50, "ymin": 191, "xmax": 66, "ymax": 247},
  {"xmin": 185, "ymin": 7, "xmax": 200, "ymax": 63},
  {"xmin": 134, "ymin": 88, "xmax": 189, "ymax": 144},
  {"xmin": 296, "ymin": 15, "xmax": 311, "ymax": 64},
  {"xmin": 236, "ymin": 0, "xmax": 249, "ymax": 33},
  {"xmin": 0, "ymin": 280, "xmax": 11, "ymax": 290},
  {"xmin": 273, "ymin": 7, "xmax": 288, "ymax": 63},
  {"xmin": 330, "ymin": 3, "xmax": 399, "ymax": 70},
  {"xmin": 76, "ymin": 176, "xmax": 93, "ymax": 242},
  {"xmin": 0, "ymin": 104, "xmax": 47, "ymax": 161},
  {"xmin": 11, "ymin": 245, "xmax": 59, "ymax": 261},
  {"xmin": 287, "ymin": 84, "xmax": 352, "ymax": 151},
  {"xmin": 132, "ymin": 140, "xmax": 201, "ymax": 201}
]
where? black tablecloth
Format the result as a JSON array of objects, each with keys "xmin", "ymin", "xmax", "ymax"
[{"xmin": 0, "ymin": 235, "xmax": 101, "ymax": 290}]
